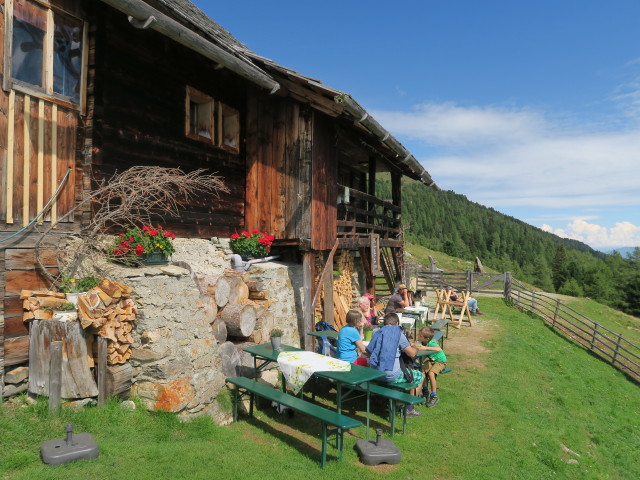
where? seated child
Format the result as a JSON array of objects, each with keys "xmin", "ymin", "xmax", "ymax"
[{"xmin": 414, "ymin": 326, "xmax": 447, "ymax": 408}]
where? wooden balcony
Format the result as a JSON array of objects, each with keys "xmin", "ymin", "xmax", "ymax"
[{"xmin": 336, "ymin": 184, "xmax": 402, "ymax": 248}]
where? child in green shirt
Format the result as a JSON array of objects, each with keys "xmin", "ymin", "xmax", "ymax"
[{"xmin": 415, "ymin": 326, "xmax": 447, "ymax": 408}]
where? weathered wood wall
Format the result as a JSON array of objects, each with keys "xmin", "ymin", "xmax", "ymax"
[
  {"xmin": 0, "ymin": 1, "xmax": 83, "ymax": 375},
  {"xmin": 311, "ymin": 112, "xmax": 337, "ymax": 250},
  {"xmin": 245, "ymin": 92, "xmax": 312, "ymax": 240},
  {"xmin": 91, "ymin": 5, "xmax": 252, "ymax": 238}
]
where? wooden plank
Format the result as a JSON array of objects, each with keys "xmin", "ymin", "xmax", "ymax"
[
  {"xmin": 5, "ymin": 269, "xmax": 58, "ymax": 297},
  {"xmin": 51, "ymin": 104, "xmax": 58, "ymax": 223},
  {"xmin": 49, "ymin": 341, "xmax": 63, "ymax": 413},
  {"xmin": 23, "ymin": 94, "xmax": 31, "ymax": 226},
  {"xmin": 5, "ymin": 336, "xmax": 29, "ymax": 366},
  {"xmin": 5, "ymin": 248, "xmax": 58, "ymax": 269},
  {"xmin": 42, "ymin": 102, "xmax": 53, "ymax": 221},
  {"xmin": 6, "ymin": 90, "xmax": 15, "ymax": 223},
  {"xmin": 0, "ymin": 89, "xmax": 8, "ymax": 222},
  {"xmin": 271, "ymin": 98, "xmax": 287, "ymax": 236},
  {"xmin": 4, "ymin": 317, "xmax": 28, "ymax": 339},
  {"xmin": 244, "ymin": 90, "xmax": 259, "ymax": 232},
  {"xmin": 37, "ymin": 99, "xmax": 45, "ymax": 222}
]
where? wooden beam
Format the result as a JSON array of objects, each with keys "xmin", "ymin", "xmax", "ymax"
[
  {"xmin": 23, "ymin": 94, "xmax": 30, "ymax": 226},
  {"xmin": 51, "ymin": 104, "xmax": 58, "ymax": 224},
  {"xmin": 37, "ymin": 99, "xmax": 44, "ymax": 223},
  {"xmin": 302, "ymin": 251, "xmax": 315, "ymax": 351},
  {"xmin": 6, "ymin": 90, "xmax": 15, "ymax": 223}
]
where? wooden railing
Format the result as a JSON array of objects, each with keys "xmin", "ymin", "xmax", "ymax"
[
  {"xmin": 506, "ymin": 278, "xmax": 640, "ymax": 383},
  {"xmin": 336, "ymin": 185, "xmax": 401, "ymax": 240},
  {"xmin": 405, "ymin": 262, "xmax": 508, "ymax": 294},
  {"xmin": 406, "ymin": 263, "xmax": 640, "ymax": 383}
]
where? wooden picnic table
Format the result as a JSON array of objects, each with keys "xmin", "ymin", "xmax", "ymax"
[{"xmin": 243, "ymin": 342, "xmax": 385, "ymax": 439}]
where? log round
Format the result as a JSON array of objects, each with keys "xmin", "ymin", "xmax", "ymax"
[
  {"xmin": 220, "ymin": 303, "xmax": 256, "ymax": 337},
  {"xmin": 211, "ymin": 318, "xmax": 228, "ymax": 343},
  {"xmin": 226, "ymin": 277, "xmax": 250, "ymax": 304},
  {"xmin": 219, "ymin": 341, "xmax": 242, "ymax": 378},
  {"xmin": 213, "ymin": 276, "xmax": 232, "ymax": 307},
  {"xmin": 201, "ymin": 295, "xmax": 219, "ymax": 323}
]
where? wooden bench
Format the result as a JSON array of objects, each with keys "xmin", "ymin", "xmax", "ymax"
[
  {"xmin": 358, "ymin": 383, "xmax": 425, "ymax": 436},
  {"xmin": 226, "ymin": 376, "xmax": 362, "ymax": 468},
  {"xmin": 430, "ymin": 322, "xmax": 448, "ymax": 347}
]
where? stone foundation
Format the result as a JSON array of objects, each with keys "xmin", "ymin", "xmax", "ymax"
[{"xmin": 109, "ymin": 238, "xmax": 303, "ymax": 423}]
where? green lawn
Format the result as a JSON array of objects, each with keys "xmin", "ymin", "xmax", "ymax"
[{"xmin": 2, "ymin": 298, "xmax": 639, "ymax": 479}]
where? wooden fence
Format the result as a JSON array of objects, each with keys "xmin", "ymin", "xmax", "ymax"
[
  {"xmin": 506, "ymin": 277, "xmax": 640, "ymax": 383},
  {"xmin": 405, "ymin": 262, "xmax": 508, "ymax": 295},
  {"xmin": 405, "ymin": 264, "xmax": 640, "ymax": 383}
]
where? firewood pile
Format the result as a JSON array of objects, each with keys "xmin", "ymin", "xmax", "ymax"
[
  {"xmin": 22, "ymin": 278, "xmax": 137, "ymax": 365},
  {"xmin": 332, "ymin": 250, "xmax": 354, "ymax": 329},
  {"xmin": 196, "ymin": 272, "xmax": 276, "ymax": 376}
]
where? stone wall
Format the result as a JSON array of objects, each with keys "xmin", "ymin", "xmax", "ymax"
[{"xmin": 112, "ymin": 239, "xmax": 303, "ymax": 423}]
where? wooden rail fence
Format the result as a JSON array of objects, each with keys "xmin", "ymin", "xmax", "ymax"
[{"xmin": 406, "ymin": 263, "xmax": 640, "ymax": 383}]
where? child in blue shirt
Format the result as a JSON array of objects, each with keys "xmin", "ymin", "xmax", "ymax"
[{"xmin": 337, "ymin": 309, "xmax": 368, "ymax": 363}]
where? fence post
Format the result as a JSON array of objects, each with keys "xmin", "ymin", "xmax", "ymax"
[
  {"xmin": 503, "ymin": 272, "xmax": 512, "ymax": 300},
  {"xmin": 531, "ymin": 291, "xmax": 537, "ymax": 314},
  {"xmin": 590, "ymin": 323, "xmax": 599, "ymax": 350},
  {"xmin": 612, "ymin": 333, "xmax": 623, "ymax": 366},
  {"xmin": 553, "ymin": 299, "xmax": 560, "ymax": 327},
  {"xmin": 466, "ymin": 271, "xmax": 472, "ymax": 293},
  {"xmin": 48, "ymin": 341, "xmax": 63, "ymax": 414}
]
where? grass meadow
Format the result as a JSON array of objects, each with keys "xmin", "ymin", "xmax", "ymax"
[{"xmin": 1, "ymin": 297, "xmax": 639, "ymax": 480}]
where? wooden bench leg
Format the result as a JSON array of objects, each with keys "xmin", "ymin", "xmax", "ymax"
[
  {"xmin": 321, "ymin": 423, "xmax": 327, "ymax": 469},
  {"xmin": 388, "ymin": 399, "xmax": 396, "ymax": 437},
  {"xmin": 233, "ymin": 387, "xmax": 239, "ymax": 422},
  {"xmin": 249, "ymin": 390, "xmax": 254, "ymax": 417}
]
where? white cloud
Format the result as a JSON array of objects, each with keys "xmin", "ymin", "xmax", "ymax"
[
  {"xmin": 541, "ymin": 219, "xmax": 640, "ymax": 248},
  {"xmin": 372, "ymin": 103, "xmax": 640, "ymax": 211}
]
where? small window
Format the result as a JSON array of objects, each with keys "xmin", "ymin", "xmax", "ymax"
[
  {"xmin": 219, "ymin": 102, "xmax": 240, "ymax": 151},
  {"xmin": 186, "ymin": 87, "xmax": 214, "ymax": 141},
  {"xmin": 185, "ymin": 86, "xmax": 240, "ymax": 153},
  {"xmin": 7, "ymin": 0, "xmax": 85, "ymax": 107}
]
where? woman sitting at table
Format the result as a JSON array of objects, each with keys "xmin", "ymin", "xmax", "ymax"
[
  {"xmin": 357, "ymin": 294, "xmax": 377, "ymax": 326},
  {"xmin": 337, "ymin": 309, "xmax": 369, "ymax": 363}
]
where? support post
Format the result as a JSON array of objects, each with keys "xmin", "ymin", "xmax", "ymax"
[
  {"xmin": 323, "ymin": 255, "xmax": 335, "ymax": 326},
  {"xmin": 48, "ymin": 341, "xmax": 63, "ymax": 414},
  {"xmin": 97, "ymin": 337, "xmax": 108, "ymax": 407},
  {"xmin": 504, "ymin": 272, "xmax": 512, "ymax": 300},
  {"xmin": 303, "ymin": 251, "xmax": 315, "ymax": 351}
]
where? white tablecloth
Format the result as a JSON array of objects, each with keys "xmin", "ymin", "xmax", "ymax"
[{"xmin": 277, "ymin": 351, "xmax": 351, "ymax": 394}]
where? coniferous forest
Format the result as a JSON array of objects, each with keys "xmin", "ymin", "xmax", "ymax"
[{"xmin": 378, "ymin": 178, "xmax": 640, "ymax": 316}]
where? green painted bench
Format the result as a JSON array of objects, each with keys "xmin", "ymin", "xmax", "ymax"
[
  {"xmin": 430, "ymin": 318, "xmax": 449, "ymax": 345},
  {"xmin": 226, "ymin": 376, "xmax": 362, "ymax": 468},
  {"xmin": 358, "ymin": 383, "xmax": 425, "ymax": 436}
]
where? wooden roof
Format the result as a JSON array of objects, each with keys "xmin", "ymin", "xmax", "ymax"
[{"xmin": 115, "ymin": 0, "xmax": 437, "ymax": 187}]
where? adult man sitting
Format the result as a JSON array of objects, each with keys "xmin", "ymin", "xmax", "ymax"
[
  {"xmin": 385, "ymin": 283, "xmax": 412, "ymax": 314},
  {"xmin": 366, "ymin": 313, "xmax": 424, "ymax": 417}
]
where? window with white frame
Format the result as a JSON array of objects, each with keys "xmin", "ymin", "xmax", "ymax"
[
  {"xmin": 6, "ymin": 0, "xmax": 85, "ymax": 107},
  {"xmin": 186, "ymin": 86, "xmax": 240, "ymax": 153}
]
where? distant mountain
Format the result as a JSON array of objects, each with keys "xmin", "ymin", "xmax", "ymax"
[{"xmin": 602, "ymin": 246, "xmax": 639, "ymax": 256}]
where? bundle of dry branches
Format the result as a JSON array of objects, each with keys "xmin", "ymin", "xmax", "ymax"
[{"xmin": 35, "ymin": 166, "xmax": 229, "ymax": 287}]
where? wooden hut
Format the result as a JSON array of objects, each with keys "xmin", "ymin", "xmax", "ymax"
[{"xmin": 0, "ymin": 0, "xmax": 437, "ymax": 391}]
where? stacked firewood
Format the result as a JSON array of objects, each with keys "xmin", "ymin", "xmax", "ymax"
[
  {"xmin": 196, "ymin": 272, "xmax": 275, "ymax": 376},
  {"xmin": 332, "ymin": 250, "xmax": 354, "ymax": 329},
  {"xmin": 21, "ymin": 291, "xmax": 67, "ymax": 320},
  {"xmin": 77, "ymin": 279, "xmax": 136, "ymax": 365},
  {"xmin": 22, "ymin": 279, "xmax": 137, "ymax": 365}
]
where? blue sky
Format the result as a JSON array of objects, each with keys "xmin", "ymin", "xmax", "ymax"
[{"xmin": 194, "ymin": 0, "xmax": 640, "ymax": 251}]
